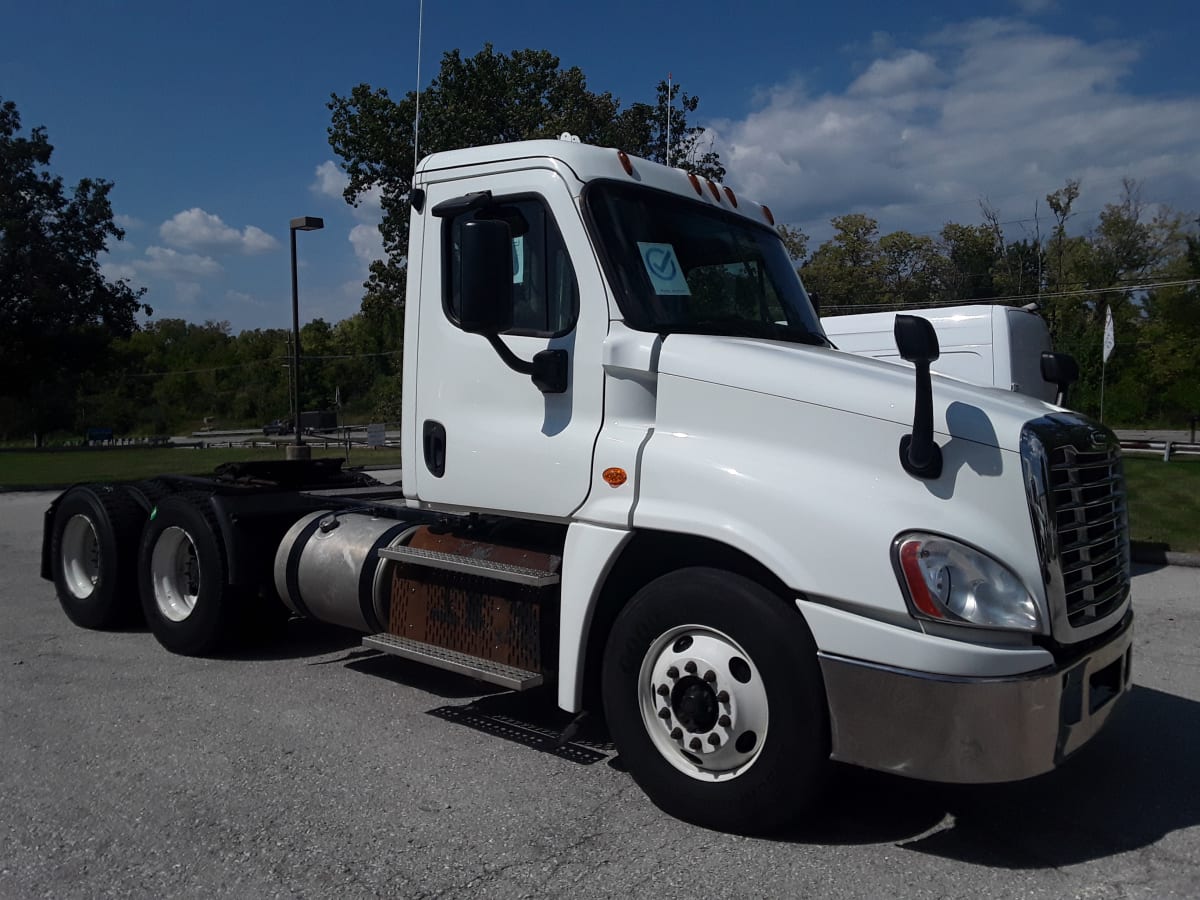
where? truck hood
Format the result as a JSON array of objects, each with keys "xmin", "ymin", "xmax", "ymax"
[{"xmin": 656, "ymin": 334, "xmax": 1057, "ymax": 452}]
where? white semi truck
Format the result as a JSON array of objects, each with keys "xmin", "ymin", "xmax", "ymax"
[
  {"xmin": 822, "ymin": 304, "xmax": 1079, "ymax": 404},
  {"xmin": 42, "ymin": 138, "xmax": 1132, "ymax": 834}
]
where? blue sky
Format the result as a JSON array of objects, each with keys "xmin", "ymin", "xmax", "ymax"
[{"xmin": 4, "ymin": 0, "xmax": 1198, "ymax": 332}]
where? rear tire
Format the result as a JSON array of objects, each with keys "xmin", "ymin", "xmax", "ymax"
[
  {"xmin": 50, "ymin": 484, "xmax": 144, "ymax": 628},
  {"xmin": 138, "ymin": 493, "xmax": 241, "ymax": 655},
  {"xmin": 601, "ymin": 567, "xmax": 830, "ymax": 834}
]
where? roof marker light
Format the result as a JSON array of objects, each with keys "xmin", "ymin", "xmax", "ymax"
[
  {"xmin": 723, "ymin": 186, "xmax": 738, "ymax": 208},
  {"xmin": 706, "ymin": 180, "xmax": 721, "ymax": 202},
  {"xmin": 762, "ymin": 204, "xmax": 775, "ymax": 226},
  {"xmin": 687, "ymin": 173, "xmax": 703, "ymax": 196},
  {"xmin": 617, "ymin": 150, "xmax": 634, "ymax": 175}
]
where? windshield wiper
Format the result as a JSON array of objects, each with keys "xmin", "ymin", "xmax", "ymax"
[{"xmin": 671, "ymin": 317, "xmax": 830, "ymax": 347}]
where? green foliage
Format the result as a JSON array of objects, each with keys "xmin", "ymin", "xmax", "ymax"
[
  {"xmin": 799, "ymin": 175, "xmax": 1198, "ymax": 428},
  {"xmin": 0, "ymin": 97, "xmax": 150, "ymax": 444},
  {"xmin": 1123, "ymin": 457, "xmax": 1200, "ymax": 552}
]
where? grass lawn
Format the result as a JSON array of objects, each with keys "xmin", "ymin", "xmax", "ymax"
[
  {"xmin": 0, "ymin": 446, "xmax": 402, "ymax": 488},
  {"xmin": 1123, "ymin": 455, "xmax": 1200, "ymax": 553}
]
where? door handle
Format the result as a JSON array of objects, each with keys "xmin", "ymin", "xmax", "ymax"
[{"xmin": 422, "ymin": 420, "xmax": 446, "ymax": 478}]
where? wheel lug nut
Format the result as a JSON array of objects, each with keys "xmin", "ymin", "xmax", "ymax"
[
  {"xmin": 718, "ymin": 714, "xmax": 731, "ymax": 728},
  {"xmin": 717, "ymin": 690, "xmax": 730, "ymax": 704},
  {"xmin": 703, "ymin": 670, "xmax": 716, "ymax": 683},
  {"xmin": 656, "ymin": 684, "xmax": 669, "ymax": 697},
  {"xmin": 666, "ymin": 666, "xmax": 679, "ymax": 679},
  {"xmin": 684, "ymin": 661, "xmax": 697, "ymax": 674},
  {"xmin": 657, "ymin": 707, "xmax": 671, "ymax": 720},
  {"xmin": 708, "ymin": 734, "xmax": 721, "ymax": 747},
  {"xmin": 670, "ymin": 727, "xmax": 682, "ymax": 740},
  {"xmin": 689, "ymin": 737, "xmax": 702, "ymax": 751}
]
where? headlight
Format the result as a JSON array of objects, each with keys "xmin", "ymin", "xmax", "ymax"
[{"xmin": 893, "ymin": 532, "xmax": 1042, "ymax": 632}]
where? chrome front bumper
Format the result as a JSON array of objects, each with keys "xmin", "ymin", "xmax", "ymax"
[{"xmin": 818, "ymin": 615, "xmax": 1133, "ymax": 783}]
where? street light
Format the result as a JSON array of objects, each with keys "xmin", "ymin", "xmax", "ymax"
[{"xmin": 288, "ymin": 216, "xmax": 324, "ymax": 460}]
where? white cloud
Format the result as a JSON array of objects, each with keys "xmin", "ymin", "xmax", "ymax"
[
  {"xmin": 139, "ymin": 246, "xmax": 223, "ymax": 278},
  {"xmin": 711, "ymin": 18, "xmax": 1200, "ymax": 244},
  {"xmin": 313, "ymin": 160, "xmax": 348, "ymax": 199},
  {"xmin": 349, "ymin": 223, "xmax": 384, "ymax": 263},
  {"xmin": 160, "ymin": 208, "xmax": 279, "ymax": 255},
  {"xmin": 312, "ymin": 160, "xmax": 383, "ymax": 222},
  {"xmin": 849, "ymin": 51, "xmax": 941, "ymax": 96},
  {"xmin": 114, "ymin": 214, "xmax": 143, "ymax": 230},
  {"xmin": 175, "ymin": 282, "xmax": 202, "ymax": 305},
  {"xmin": 101, "ymin": 261, "xmax": 138, "ymax": 282}
]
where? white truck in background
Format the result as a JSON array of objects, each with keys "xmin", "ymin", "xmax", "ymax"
[
  {"xmin": 42, "ymin": 138, "xmax": 1131, "ymax": 834},
  {"xmin": 823, "ymin": 303, "xmax": 1079, "ymax": 405}
]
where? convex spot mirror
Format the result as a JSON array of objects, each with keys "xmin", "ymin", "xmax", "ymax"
[
  {"xmin": 894, "ymin": 314, "xmax": 940, "ymax": 363},
  {"xmin": 459, "ymin": 219, "xmax": 515, "ymax": 335}
]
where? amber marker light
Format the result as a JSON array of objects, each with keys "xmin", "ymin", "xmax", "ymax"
[
  {"xmin": 687, "ymin": 173, "xmax": 703, "ymax": 196},
  {"xmin": 898, "ymin": 539, "xmax": 946, "ymax": 619},
  {"xmin": 723, "ymin": 186, "xmax": 738, "ymax": 207},
  {"xmin": 603, "ymin": 467, "xmax": 628, "ymax": 487},
  {"xmin": 707, "ymin": 180, "xmax": 722, "ymax": 201},
  {"xmin": 762, "ymin": 204, "xmax": 775, "ymax": 226},
  {"xmin": 617, "ymin": 150, "xmax": 634, "ymax": 175}
]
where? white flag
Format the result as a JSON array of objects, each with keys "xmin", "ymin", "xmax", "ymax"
[{"xmin": 1103, "ymin": 306, "xmax": 1115, "ymax": 363}]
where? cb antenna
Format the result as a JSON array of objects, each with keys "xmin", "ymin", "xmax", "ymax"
[
  {"xmin": 413, "ymin": 0, "xmax": 425, "ymax": 177},
  {"xmin": 665, "ymin": 71, "xmax": 672, "ymax": 167}
]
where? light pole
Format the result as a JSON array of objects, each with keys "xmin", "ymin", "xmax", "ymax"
[{"xmin": 287, "ymin": 216, "xmax": 324, "ymax": 460}]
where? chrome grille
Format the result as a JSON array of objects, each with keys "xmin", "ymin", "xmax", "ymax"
[
  {"xmin": 1048, "ymin": 444, "xmax": 1129, "ymax": 627},
  {"xmin": 1021, "ymin": 415, "xmax": 1131, "ymax": 642}
]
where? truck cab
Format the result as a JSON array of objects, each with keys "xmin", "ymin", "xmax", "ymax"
[{"xmin": 43, "ymin": 138, "xmax": 1133, "ymax": 834}]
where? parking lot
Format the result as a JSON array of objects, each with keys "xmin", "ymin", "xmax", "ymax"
[{"xmin": 1, "ymin": 490, "xmax": 1198, "ymax": 899}]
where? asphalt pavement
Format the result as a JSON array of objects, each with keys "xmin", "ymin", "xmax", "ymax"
[{"xmin": 1, "ymin": 491, "xmax": 1198, "ymax": 899}]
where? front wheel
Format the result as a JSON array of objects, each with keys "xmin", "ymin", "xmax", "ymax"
[{"xmin": 602, "ymin": 567, "xmax": 830, "ymax": 833}]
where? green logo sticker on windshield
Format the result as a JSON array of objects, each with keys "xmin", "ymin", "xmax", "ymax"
[{"xmin": 637, "ymin": 242, "xmax": 691, "ymax": 296}]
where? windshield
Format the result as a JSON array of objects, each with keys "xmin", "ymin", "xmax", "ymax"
[{"xmin": 584, "ymin": 181, "xmax": 827, "ymax": 345}]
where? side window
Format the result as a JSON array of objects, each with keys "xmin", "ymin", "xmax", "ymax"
[{"xmin": 445, "ymin": 196, "xmax": 580, "ymax": 337}]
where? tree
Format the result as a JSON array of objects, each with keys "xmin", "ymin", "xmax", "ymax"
[
  {"xmin": 799, "ymin": 214, "xmax": 884, "ymax": 310},
  {"xmin": 327, "ymin": 45, "xmax": 724, "ymax": 317},
  {"xmin": 0, "ymin": 97, "xmax": 149, "ymax": 444}
]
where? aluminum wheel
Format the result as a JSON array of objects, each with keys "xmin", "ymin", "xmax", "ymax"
[
  {"xmin": 638, "ymin": 624, "xmax": 769, "ymax": 782},
  {"xmin": 149, "ymin": 526, "xmax": 201, "ymax": 622},
  {"xmin": 60, "ymin": 514, "xmax": 100, "ymax": 600}
]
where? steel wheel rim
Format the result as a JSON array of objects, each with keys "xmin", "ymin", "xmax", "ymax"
[
  {"xmin": 150, "ymin": 526, "xmax": 201, "ymax": 622},
  {"xmin": 638, "ymin": 624, "xmax": 769, "ymax": 782},
  {"xmin": 61, "ymin": 514, "xmax": 100, "ymax": 600}
]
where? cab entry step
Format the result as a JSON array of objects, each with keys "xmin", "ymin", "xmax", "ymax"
[{"xmin": 363, "ymin": 633, "xmax": 545, "ymax": 691}]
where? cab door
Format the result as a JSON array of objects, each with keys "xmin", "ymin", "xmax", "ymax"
[{"xmin": 410, "ymin": 165, "xmax": 606, "ymax": 518}]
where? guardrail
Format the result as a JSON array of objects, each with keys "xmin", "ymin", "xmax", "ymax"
[{"xmin": 1119, "ymin": 440, "xmax": 1200, "ymax": 461}]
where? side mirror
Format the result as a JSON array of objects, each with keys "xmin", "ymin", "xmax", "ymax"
[
  {"xmin": 459, "ymin": 219, "xmax": 514, "ymax": 335},
  {"xmin": 894, "ymin": 315, "xmax": 943, "ymax": 480},
  {"xmin": 1040, "ymin": 351, "xmax": 1079, "ymax": 407}
]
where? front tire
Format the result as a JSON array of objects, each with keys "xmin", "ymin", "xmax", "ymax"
[
  {"xmin": 139, "ymin": 493, "xmax": 240, "ymax": 655},
  {"xmin": 601, "ymin": 567, "xmax": 830, "ymax": 833}
]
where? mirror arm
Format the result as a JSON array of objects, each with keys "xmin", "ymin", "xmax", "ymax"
[
  {"xmin": 899, "ymin": 358, "xmax": 943, "ymax": 479},
  {"xmin": 484, "ymin": 334, "xmax": 568, "ymax": 394}
]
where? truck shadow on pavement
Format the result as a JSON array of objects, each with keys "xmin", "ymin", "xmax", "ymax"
[
  {"xmin": 782, "ymin": 685, "xmax": 1200, "ymax": 867},
  {"xmin": 398, "ymin": 678, "xmax": 1199, "ymax": 865}
]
